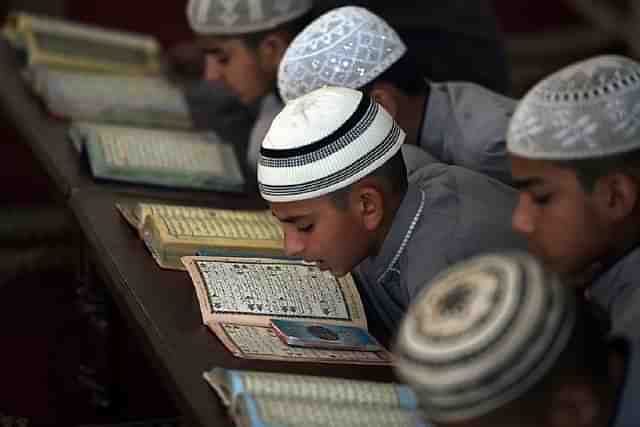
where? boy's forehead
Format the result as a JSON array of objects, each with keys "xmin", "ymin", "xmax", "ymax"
[
  {"xmin": 509, "ymin": 156, "xmax": 577, "ymax": 187},
  {"xmin": 270, "ymin": 196, "xmax": 333, "ymax": 219},
  {"xmin": 197, "ymin": 35, "xmax": 242, "ymax": 51}
]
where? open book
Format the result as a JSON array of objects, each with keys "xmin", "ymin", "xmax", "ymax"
[
  {"xmin": 203, "ymin": 368, "xmax": 427, "ymax": 427},
  {"xmin": 3, "ymin": 12, "xmax": 162, "ymax": 75},
  {"xmin": 69, "ymin": 123, "xmax": 244, "ymax": 193},
  {"xmin": 182, "ymin": 255, "xmax": 393, "ymax": 365},
  {"xmin": 116, "ymin": 202, "xmax": 284, "ymax": 271},
  {"xmin": 27, "ymin": 68, "xmax": 192, "ymax": 129}
]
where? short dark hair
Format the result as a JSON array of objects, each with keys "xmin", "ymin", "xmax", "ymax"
[
  {"xmin": 241, "ymin": 11, "xmax": 314, "ymax": 50},
  {"xmin": 330, "ymin": 149, "xmax": 408, "ymax": 210},
  {"xmin": 361, "ymin": 52, "xmax": 428, "ymax": 96},
  {"xmin": 553, "ymin": 148, "xmax": 640, "ymax": 192}
]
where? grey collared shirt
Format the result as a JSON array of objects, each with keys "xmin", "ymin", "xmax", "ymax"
[
  {"xmin": 610, "ymin": 338, "xmax": 640, "ymax": 426},
  {"xmin": 588, "ymin": 247, "xmax": 640, "ymax": 340},
  {"xmin": 420, "ymin": 81, "xmax": 515, "ymax": 184},
  {"xmin": 354, "ymin": 165, "xmax": 526, "ymax": 341}
]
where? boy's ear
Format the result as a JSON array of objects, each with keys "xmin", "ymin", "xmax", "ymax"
[
  {"xmin": 369, "ymin": 82, "xmax": 400, "ymax": 118},
  {"xmin": 353, "ymin": 183, "xmax": 385, "ymax": 232},
  {"xmin": 594, "ymin": 172, "xmax": 638, "ymax": 222},
  {"xmin": 257, "ymin": 32, "xmax": 289, "ymax": 72}
]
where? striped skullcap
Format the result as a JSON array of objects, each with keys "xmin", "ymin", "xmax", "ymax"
[
  {"xmin": 508, "ymin": 55, "xmax": 640, "ymax": 159},
  {"xmin": 394, "ymin": 252, "xmax": 576, "ymax": 422},
  {"xmin": 278, "ymin": 6, "xmax": 406, "ymax": 103},
  {"xmin": 258, "ymin": 86, "xmax": 405, "ymax": 202},
  {"xmin": 187, "ymin": 0, "xmax": 312, "ymax": 36}
]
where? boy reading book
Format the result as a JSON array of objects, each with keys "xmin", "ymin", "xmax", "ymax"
[
  {"xmin": 256, "ymin": 86, "xmax": 526, "ymax": 342},
  {"xmin": 277, "ymin": 6, "xmax": 516, "ymax": 184},
  {"xmin": 185, "ymin": 0, "xmax": 314, "ymax": 169},
  {"xmin": 507, "ymin": 55, "xmax": 640, "ymax": 340}
]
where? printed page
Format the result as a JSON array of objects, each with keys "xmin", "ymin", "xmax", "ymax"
[
  {"xmin": 234, "ymin": 395, "xmax": 426, "ymax": 427},
  {"xmin": 31, "ymin": 69, "xmax": 192, "ymax": 128},
  {"xmin": 8, "ymin": 12, "xmax": 159, "ymax": 51},
  {"xmin": 79, "ymin": 123, "xmax": 244, "ymax": 191},
  {"xmin": 204, "ymin": 368, "xmax": 414, "ymax": 409},
  {"xmin": 8, "ymin": 12, "xmax": 161, "ymax": 74},
  {"xmin": 157, "ymin": 211, "xmax": 281, "ymax": 241},
  {"xmin": 210, "ymin": 323, "xmax": 391, "ymax": 364},
  {"xmin": 182, "ymin": 256, "xmax": 367, "ymax": 328}
]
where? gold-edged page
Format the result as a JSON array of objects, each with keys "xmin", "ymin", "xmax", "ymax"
[
  {"xmin": 182, "ymin": 255, "xmax": 367, "ymax": 328},
  {"xmin": 182, "ymin": 256, "xmax": 385, "ymax": 364},
  {"xmin": 12, "ymin": 12, "xmax": 161, "ymax": 74},
  {"xmin": 210, "ymin": 323, "xmax": 392, "ymax": 364},
  {"xmin": 150, "ymin": 212, "xmax": 284, "ymax": 253}
]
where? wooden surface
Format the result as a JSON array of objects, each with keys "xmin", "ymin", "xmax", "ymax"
[
  {"xmin": 70, "ymin": 189, "xmax": 396, "ymax": 427},
  {"xmin": 0, "ymin": 37, "xmax": 396, "ymax": 427}
]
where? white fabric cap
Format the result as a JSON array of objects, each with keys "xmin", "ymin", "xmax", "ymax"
[
  {"xmin": 394, "ymin": 252, "xmax": 575, "ymax": 422},
  {"xmin": 258, "ymin": 86, "xmax": 405, "ymax": 202},
  {"xmin": 277, "ymin": 6, "xmax": 407, "ymax": 103},
  {"xmin": 187, "ymin": 0, "xmax": 313, "ymax": 36},
  {"xmin": 508, "ymin": 55, "xmax": 640, "ymax": 159}
]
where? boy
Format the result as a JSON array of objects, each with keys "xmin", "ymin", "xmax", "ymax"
[
  {"xmin": 258, "ymin": 86, "xmax": 524, "ymax": 341},
  {"xmin": 277, "ymin": 6, "xmax": 515, "ymax": 183},
  {"xmin": 395, "ymin": 252, "xmax": 638, "ymax": 427},
  {"xmin": 507, "ymin": 55, "xmax": 640, "ymax": 339},
  {"xmin": 186, "ymin": 0, "xmax": 313, "ymax": 168},
  {"xmin": 395, "ymin": 253, "xmax": 640, "ymax": 427}
]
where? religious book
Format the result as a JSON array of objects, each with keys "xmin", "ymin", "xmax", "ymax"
[
  {"xmin": 27, "ymin": 68, "xmax": 193, "ymax": 129},
  {"xmin": 203, "ymin": 368, "xmax": 427, "ymax": 427},
  {"xmin": 3, "ymin": 12, "xmax": 162, "ymax": 75},
  {"xmin": 182, "ymin": 255, "xmax": 393, "ymax": 365},
  {"xmin": 69, "ymin": 123, "xmax": 244, "ymax": 193},
  {"xmin": 115, "ymin": 202, "xmax": 284, "ymax": 271}
]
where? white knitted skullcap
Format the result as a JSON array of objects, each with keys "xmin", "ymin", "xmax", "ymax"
[
  {"xmin": 508, "ymin": 55, "xmax": 640, "ymax": 159},
  {"xmin": 278, "ymin": 6, "xmax": 407, "ymax": 103},
  {"xmin": 187, "ymin": 0, "xmax": 313, "ymax": 36},
  {"xmin": 394, "ymin": 252, "xmax": 575, "ymax": 422},
  {"xmin": 258, "ymin": 86, "xmax": 405, "ymax": 202}
]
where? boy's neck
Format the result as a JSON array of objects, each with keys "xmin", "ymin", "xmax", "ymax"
[
  {"xmin": 370, "ymin": 186, "xmax": 408, "ymax": 257},
  {"xmin": 396, "ymin": 88, "xmax": 429, "ymax": 147}
]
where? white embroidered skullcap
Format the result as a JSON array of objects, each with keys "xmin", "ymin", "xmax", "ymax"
[
  {"xmin": 187, "ymin": 0, "xmax": 313, "ymax": 36},
  {"xmin": 277, "ymin": 6, "xmax": 407, "ymax": 103},
  {"xmin": 508, "ymin": 55, "xmax": 640, "ymax": 159},
  {"xmin": 394, "ymin": 252, "xmax": 575, "ymax": 422},
  {"xmin": 258, "ymin": 86, "xmax": 405, "ymax": 202}
]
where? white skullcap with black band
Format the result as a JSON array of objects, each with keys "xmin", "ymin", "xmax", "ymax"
[
  {"xmin": 258, "ymin": 86, "xmax": 405, "ymax": 202},
  {"xmin": 394, "ymin": 252, "xmax": 576, "ymax": 422},
  {"xmin": 187, "ymin": 0, "xmax": 313, "ymax": 36},
  {"xmin": 508, "ymin": 55, "xmax": 640, "ymax": 159}
]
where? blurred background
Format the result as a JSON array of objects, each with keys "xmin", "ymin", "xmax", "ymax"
[{"xmin": 0, "ymin": 1, "xmax": 637, "ymax": 425}]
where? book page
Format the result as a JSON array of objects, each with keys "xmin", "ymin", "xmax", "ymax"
[
  {"xmin": 31, "ymin": 69, "xmax": 191, "ymax": 128},
  {"xmin": 182, "ymin": 256, "xmax": 367, "ymax": 328},
  {"xmin": 8, "ymin": 12, "xmax": 161, "ymax": 74},
  {"xmin": 157, "ymin": 214, "xmax": 282, "ymax": 241},
  {"xmin": 234, "ymin": 395, "xmax": 426, "ymax": 427},
  {"xmin": 97, "ymin": 128, "xmax": 228, "ymax": 175},
  {"xmin": 211, "ymin": 323, "xmax": 391, "ymax": 365},
  {"xmin": 8, "ymin": 12, "xmax": 158, "ymax": 51},
  {"xmin": 204, "ymin": 368, "xmax": 415, "ymax": 409}
]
